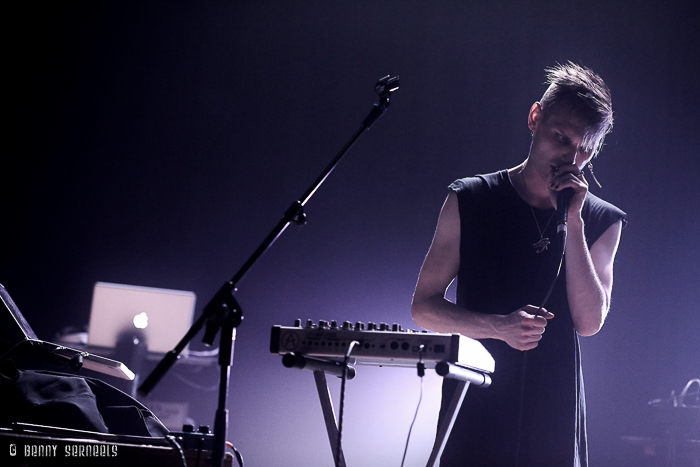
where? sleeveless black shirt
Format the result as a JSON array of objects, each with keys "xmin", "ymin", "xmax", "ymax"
[{"xmin": 439, "ymin": 170, "xmax": 626, "ymax": 467}]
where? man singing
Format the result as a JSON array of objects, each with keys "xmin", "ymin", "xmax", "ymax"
[{"xmin": 412, "ymin": 62, "xmax": 626, "ymax": 466}]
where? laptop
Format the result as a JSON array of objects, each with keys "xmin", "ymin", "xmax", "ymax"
[
  {"xmin": 0, "ymin": 283, "xmax": 134, "ymax": 380},
  {"xmin": 87, "ymin": 282, "xmax": 196, "ymax": 355}
]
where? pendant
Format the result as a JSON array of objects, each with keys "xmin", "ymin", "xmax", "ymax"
[{"xmin": 533, "ymin": 237, "xmax": 550, "ymax": 254}]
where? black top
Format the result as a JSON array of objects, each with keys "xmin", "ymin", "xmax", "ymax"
[{"xmin": 439, "ymin": 170, "xmax": 626, "ymax": 467}]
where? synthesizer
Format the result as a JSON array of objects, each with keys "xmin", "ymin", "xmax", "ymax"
[{"xmin": 270, "ymin": 319, "xmax": 494, "ymax": 373}]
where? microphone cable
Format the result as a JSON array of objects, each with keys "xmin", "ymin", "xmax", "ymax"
[
  {"xmin": 536, "ymin": 226, "xmax": 567, "ymax": 314},
  {"xmin": 537, "ymin": 188, "xmax": 572, "ymax": 314},
  {"xmin": 517, "ymin": 189, "xmax": 571, "ymax": 463}
]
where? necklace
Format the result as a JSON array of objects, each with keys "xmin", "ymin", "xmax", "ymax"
[
  {"xmin": 530, "ymin": 205, "xmax": 555, "ymax": 253},
  {"xmin": 513, "ymin": 167, "xmax": 555, "ymax": 253}
]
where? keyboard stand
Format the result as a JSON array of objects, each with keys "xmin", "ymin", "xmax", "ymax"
[
  {"xmin": 314, "ymin": 370, "xmax": 348, "ymax": 467},
  {"xmin": 281, "ymin": 353, "xmax": 491, "ymax": 467},
  {"xmin": 281, "ymin": 353, "xmax": 351, "ymax": 466},
  {"xmin": 426, "ymin": 361, "xmax": 491, "ymax": 467}
]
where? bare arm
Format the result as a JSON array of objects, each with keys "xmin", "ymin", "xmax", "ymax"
[
  {"xmin": 550, "ymin": 167, "xmax": 623, "ymax": 336},
  {"xmin": 565, "ymin": 217, "xmax": 622, "ymax": 336},
  {"xmin": 411, "ymin": 192, "xmax": 553, "ymax": 351}
]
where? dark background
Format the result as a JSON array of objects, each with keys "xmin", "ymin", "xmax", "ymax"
[{"xmin": 4, "ymin": 1, "xmax": 699, "ymax": 466}]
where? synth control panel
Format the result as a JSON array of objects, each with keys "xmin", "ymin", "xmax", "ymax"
[{"xmin": 270, "ymin": 319, "xmax": 494, "ymax": 372}]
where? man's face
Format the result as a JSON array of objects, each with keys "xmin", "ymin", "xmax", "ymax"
[{"xmin": 528, "ymin": 104, "xmax": 596, "ymax": 186}]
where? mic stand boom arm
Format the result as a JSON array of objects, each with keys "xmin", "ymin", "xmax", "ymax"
[{"xmin": 137, "ymin": 75, "xmax": 399, "ymax": 467}]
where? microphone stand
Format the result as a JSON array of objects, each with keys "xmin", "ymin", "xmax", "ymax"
[{"xmin": 137, "ymin": 75, "xmax": 400, "ymax": 467}]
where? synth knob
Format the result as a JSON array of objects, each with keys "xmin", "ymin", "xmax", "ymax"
[
  {"xmin": 342, "ymin": 321, "xmax": 353, "ymax": 330},
  {"xmin": 330, "ymin": 320, "xmax": 338, "ymax": 329},
  {"xmin": 319, "ymin": 320, "xmax": 329, "ymax": 329},
  {"xmin": 306, "ymin": 319, "xmax": 315, "ymax": 328},
  {"xmin": 392, "ymin": 323, "xmax": 399, "ymax": 332},
  {"xmin": 379, "ymin": 322, "xmax": 389, "ymax": 331},
  {"xmin": 355, "ymin": 321, "xmax": 365, "ymax": 331},
  {"xmin": 294, "ymin": 319, "xmax": 302, "ymax": 327},
  {"xmin": 367, "ymin": 322, "xmax": 376, "ymax": 331}
]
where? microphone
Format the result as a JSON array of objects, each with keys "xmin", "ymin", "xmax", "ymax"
[{"xmin": 556, "ymin": 188, "xmax": 575, "ymax": 235}]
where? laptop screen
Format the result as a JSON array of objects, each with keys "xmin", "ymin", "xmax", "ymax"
[
  {"xmin": 87, "ymin": 282, "xmax": 196, "ymax": 354},
  {"xmin": 0, "ymin": 283, "xmax": 38, "ymax": 355},
  {"xmin": 1, "ymin": 283, "xmax": 135, "ymax": 380}
]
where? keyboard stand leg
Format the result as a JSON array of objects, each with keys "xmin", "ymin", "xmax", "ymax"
[
  {"xmin": 425, "ymin": 379, "xmax": 470, "ymax": 467},
  {"xmin": 313, "ymin": 370, "xmax": 347, "ymax": 467}
]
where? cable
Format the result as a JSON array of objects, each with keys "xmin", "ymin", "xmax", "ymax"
[
  {"xmin": 229, "ymin": 443, "xmax": 245, "ymax": 467},
  {"xmin": 163, "ymin": 435, "xmax": 188, "ymax": 467},
  {"xmin": 400, "ymin": 346, "xmax": 425, "ymax": 467},
  {"xmin": 537, "ymin": 228, "xmax": 567, "ymax": 314},
  {"xmin": 517, "ymin": 227, "xmax": 568, "ymax": 464},
  {"xmin": 335, "ymin": 340, "xmax": 359, "ymax": 467},
  {"xmin": 679, "ymin": 378, "xmax": 700, "ymax": 407}
]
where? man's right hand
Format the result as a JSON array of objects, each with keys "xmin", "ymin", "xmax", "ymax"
[{"xmin": 495, "ymin": 305, "xmax": 554, "ymax": 351}]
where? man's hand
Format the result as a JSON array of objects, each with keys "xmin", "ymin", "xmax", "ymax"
[
  {"xmin": 550, "ymin": 165, "xmax": 588, "ymax": 218},
  {"xmin": 495, "ymin": 305, "xmax": 554, "ymax": 351}
]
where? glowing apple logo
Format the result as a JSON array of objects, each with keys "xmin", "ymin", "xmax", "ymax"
[{"xmin": 133, "ymin": 312, "xmax": 149, "ymax": 329}]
